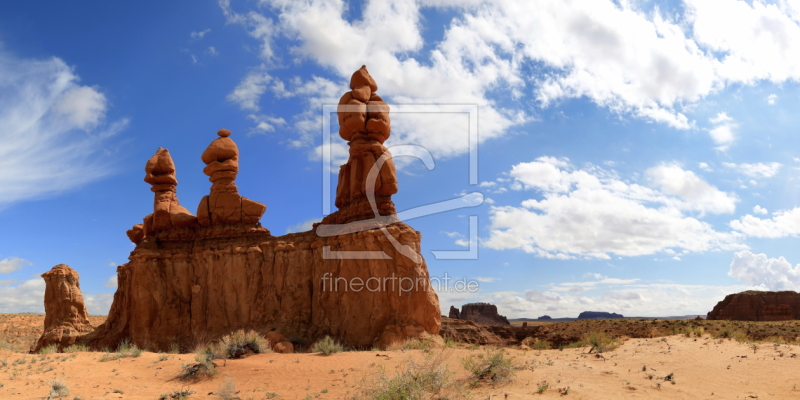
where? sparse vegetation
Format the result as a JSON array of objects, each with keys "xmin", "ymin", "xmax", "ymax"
[
  {"xmin": 359, "ymin": 350, "xmax": 460, "ymax": 399},
  {"xmin": 311, "ymin": 336, "xmax": 344, "ymax": 355},
  {"xmin": 214, "ymin": 329, "xmax": 270, "ymax": 359},
  {"xmin": 217, "ymin": 376, "xmax": 239, "ymax": 400},
  {"xmin": 63, "ymin": 344, "xmax": 89, "ymax": 353},
  {"xmin": 178, "ymin": 347, "xmax": 218, "ymax": 381},
  {"xmin": 38, "ymin": 344, "xmax": 58, "ymax": 355},
  {"xmin": 159, "ymin": 389, "xmax": 196, "ymax": 400},
  {"xmin": 46, "ymin": 378, "xmax": 69, "ymax": 399},
  {"xmin": 463, "ymin": 348, "xmax": 516, "ymax": 386},
  {"xmin": 99, "ymin": 339, "xmax": 143, "ymax": 361}
]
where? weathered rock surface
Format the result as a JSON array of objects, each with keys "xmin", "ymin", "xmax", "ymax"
[
  {"xmin": 448, "ymin": 305, "xmax": 461, "ymax": 320},
  {"xmin": 79, "ymin": 70, "xmax": 441, "ymax": 351},
  {"xmin": 458, "ymin": 303, "xmax": 510, "ymax": 326},
  {"xmin": 323, "ymin": 65, "xmax": 398, "ymax": 225},
  {"xmin": 706, "ymin": 290, "xmax": 800, "ymax": 321},
  {"xmin": 34, "ymin": 265, "xmax": 95, "ymax": 351},
  {"xmin": 577, "ymin": 311, "xmax": 624, "ymax": 320}
]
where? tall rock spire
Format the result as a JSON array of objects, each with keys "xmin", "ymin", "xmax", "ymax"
[{"xmin": 323, "ymin": 65, "xmax": 398, "ymax": 224}]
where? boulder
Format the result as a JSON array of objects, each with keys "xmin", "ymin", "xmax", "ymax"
[
  {"xmin": 706, "ymin": 290, "xmax": 800, "ymax": 321},
  {"xmin": 34, "ymin": 265, "xmax": 95, "ymax": 352}
]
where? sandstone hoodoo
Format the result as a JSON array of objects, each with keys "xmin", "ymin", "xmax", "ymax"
[
  {"xmin": 450, "ymin": 303, "xmax": 510, "ymax": 326},
  {"xmin": 706, "ymin": 290, "xmax": 800, "ymax": 321},
  {"xmin": 34, "ymin": 265, "xmax": 95, "ymax": 352},
  {"xmin": 78, "ymin": 66, "xmax": 441, "ymax": 351}
]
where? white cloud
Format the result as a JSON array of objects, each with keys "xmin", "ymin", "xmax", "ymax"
[
  {"xmin": 0, "ymin": 257, "xmax": 31, "ymax": 274},
  {"xmin": 208, "ymin": 46, "xmax": 219, "ymax": 56},
  {"xmin": 753, "ymin": 205, "xmax": 768, "ymax": 215},
  {"xmin": 103, "ymin": 275, "xmax": 117, "ymax": 288},
  {"xmin": 0, "ymin": 51, "xmax": 126, "ymax": 208},
  {"xmin": 768, "ymin": 93, "xmax": 778, "ymax": 104},
  {"xmin": 220, "ymin": 0, "xmax": 800, "ymax": 162},
  {"xmin": 708, "ymin": 112, "xmax": 737, "ymax": 151},
  {"xmin": 725, "ymin": 162, "xmax": 782, "ymax": 178},
  {"xmin": 0, "ymin": 277, "xmax": 46, "ymax": 313},
  {"xmin": 698, "ymin": 162, "xmax": 712, "ymax": 171},
  {"xmin": 729, "ymin": 250, "xmax": 800, "ymax": 291},
  {"xmin": 83, "ymin": 292, "xmax": 114, "ymax": 315},
  {"xmin": 730, "ymin": 207, "xmax": 800, "ymax": 238},
  {"xmin": 226, "ymin": 68, "xmax": 272, "ymax": 112},
  {"xmin": 473, "ymin": 277, "xmax": 499, "ymax": 283},
  {"xmin": 285, "ymin": 217, "xmax": 322, "ymax": 234},
  {"xmin": 645, "ymin": 163, "xmax": 738, "ymax": 214},
  {"xmin": 191, "ymin": 29, "xmax": 211, "ymax": 39},
  {"xmin": 484, "ymin": 157, "xmax": 744, "ymax": 259}
]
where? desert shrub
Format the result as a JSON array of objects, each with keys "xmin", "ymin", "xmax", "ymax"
[
  {"xmin": 522, "ymin": 337, "xmax": 551, "ymax": 350},
  {"xmin": 683, "ymin": 327, "xmax": 704, "ymax": 338},
  {"xmin": 99, "ymin": 340, "xmax": 143, "ymax": 362},
  {"xmin": 216, "ymin": 329, "xmax": 270, "ymax": 359},
  {"xmin": 217, "ymin": 376, "xmax": 238, "ymax": 400},
  {"xmin": 311, "ymin": 336, "xmax": 343, "ymax": 355},
  {"xmin": 387, "ymin": 337, "xmax": 435, "ymax": 352},
  {"xmin": 38, "ymin": 344, "xmax": 58, "ymax": 355},
  {"xmin": 46, "ymin": 378, "xmax": 69, "ymax": 399},
  {"xmin": 0, "ymin": 340, "xmax": 13, "ymax": 351},
  {"xmin": 714, "ymin": 328, "xmax": 748, "ymax": 342},
  {"xmin": 585, "ymin": 332, "xmax": 619, "ymax": 353},
  {"xmin": 359, "ymin": 350, "xmax": 458, "ymax": 400},
  {"xmin": 462, "ymin": 348, "xmax": 516, "ymax": 386},
  {"xmin": 159, "ymin": 389, "xmax": 196, "ymax": 400},
  {"xmin": 178, "ymin": 348, "xmax": 218, "ymax": 381},
  {"xmin": 63, "ymin": 344, "xmax": 89, "ymax": 353}
]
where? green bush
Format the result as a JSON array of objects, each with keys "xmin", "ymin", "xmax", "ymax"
[
  {"xmin": 99, "ymin": 340, "xmax": 143, "ymax": 362},
  {"xmin": 38, "ymin": 344, "xmax": 58, "ymax": 355},
  {"xmin": 215, "ymin": 329, "xmax": 270, "ymax": 359},
  {"xmin": 178, "ymin": 348, "xmax": 218, "ymax": 381},
  {"xmin": 311, "ymin": 336, "xmax": 343, "ymax": 356},
  {"xmin": 360, "ymin": 351, "xmax": 457, "ymax": 400}
]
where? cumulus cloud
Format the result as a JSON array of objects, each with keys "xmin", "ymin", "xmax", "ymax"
[
  {"xmin": 724, "ymin": 162, "xmax": 782, "ymax": 178},
  {"xmin": 753, "ymin": 205, "xmax": 768, "ymax": 215},
  {"xmin": 730, "ymin": 207, "xmax": 800, "ymax": 238},
  {"xmin": 729, "ymin": 250, "xmax": 800, "ymax": 291},
  {"xmin": 767, "ymin": 93, "xmax": 778, "ymax": 104},
  {"xmin": 0, "ymin": 51, "xmax": 126, "ymax": 208},
  {"xmin": 708, "ymin": 112, "xmax": 737, "ymax": 151},
  {"xmin": 103, "ymin": 275, "xmax": 118, "ymax": 288},
  {"xmin": 0, "ymin": 277, "xmax": 46, "ymax": 313},
  {"xmin": 484, "ymin": 157, "xmax": 744, "ymax": 259},
  {"xmin": 0, "ymin": 257, "xmax": 31, "ymax": 274},
  {"xmin": 83, "ymin": 292, "xmax": 114, "ymax": 315}
]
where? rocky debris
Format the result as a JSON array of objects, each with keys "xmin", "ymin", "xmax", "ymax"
[
  {"xmin": 323, "ymin": 66, "xmax": 398, "ymax": 225},
  {"xmin": 439, "ymin": 318, "xmax": 505, "ymax": 345},
  {"xmin": 34, "ymin": 265, "xmax": 95, "ymax": 352},
  {"xmin": 577, "ymin": 311, "xmax": 624, "ymax": 320},
  {"xmin": 197, "ymin": 129, "xmax": 266, "ymax": 226},
  {"xmin": 455, "ymin": 303, "xmax": 511, "ymax": 326},
  {"xmin": 707, "ymin": 290, "xmax": 800, "ymax": 321},
  {"xmin": 537, "ymin": 315, "xmax": 553, "ymax": 320},
  {"xmin": 448, "ymin": 306, "xmax": 461, "ymax": 320},
  {"xmin": 79, "ymin": 109, "xmax": 440, "ymax": 351}
]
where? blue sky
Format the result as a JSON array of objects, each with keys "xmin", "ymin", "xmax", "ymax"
[{"xmin": 1, "ymin": 0, "xmax": 799, "ymax": 318}]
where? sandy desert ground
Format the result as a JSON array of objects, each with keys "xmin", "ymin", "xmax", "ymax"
[{"xmin": 2, "ymin": 314, "xmax": 800, "ymax": 399}]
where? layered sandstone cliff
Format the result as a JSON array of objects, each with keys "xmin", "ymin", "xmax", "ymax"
[
  {"xmin": 34, "ymin": 265, "xmax": 94, "ymax": 351},
  {"xmin": 76, "ymin": 66, "xmax": 440, "ymax": 351},
  {"xmin": 706, "ymin": 290, "xmax": 800, "ymax": 321}
]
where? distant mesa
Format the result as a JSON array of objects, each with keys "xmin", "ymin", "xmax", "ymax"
[
  {"xmin": 448, "ymin": 302, "xmax": 510, "ymax": 326},
  {"xmin": 577, "ymin": 311, "xmax": 624, "ymax": 320},
  {"xmin": 537, "ymin": 315, "xmax": 552, "ymax": 320},
  {"xmin": 707, "ymin": 290, "xmax": 800, "ymax": 321}
]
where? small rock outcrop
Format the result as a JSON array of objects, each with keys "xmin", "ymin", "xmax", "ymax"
[
  {"xmin": 34, "ymin": 265, "xmax": 94, "ymax": 352},
  {"xmin": 706, "ymin": 290, "xmax": 800, "ymax": 321},
  {"xmin": 455, "ymin": 303, "xmax": 510, "ymax": 326},
  {"xmin": 537, "ymin": 315, "xmax": 552, "ymax": 320},
  {"xmin": 577, "ymin": 311, "xmax": 624, "ymax": 320},
  {"xmin": 448, "ymin": 305, "xmax": 461, "ymax": 320}
]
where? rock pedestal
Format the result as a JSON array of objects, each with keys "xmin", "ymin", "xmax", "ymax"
[
  {"xmin": 34, "ymin": 265, "xmax": 94, "ymax": 351},
  {"xmin": 707, "ymin": 290, "xmax": 800, "ymax": 321}
]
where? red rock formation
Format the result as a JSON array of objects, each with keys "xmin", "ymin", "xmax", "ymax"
[
  {"xmin": 197, "ymin": 129, "xmax": 266, "ymax": 226},
  {"xmin": 459, "ymin": 303, "xmax": 510, "ymax": 326},
  {"xmin": 322, "ymin": 66, "xmax": 398, "ymax": 225},
  {"xmin": 706, "ymin": 290, "xmax": 800, "ymax": 321},
  {"xmin": 80, "ymin": 77, "xmax": 441, "ymax": 351},
  {"xmin": 34, "ymin": 265, "xmax": 95, "ymax": 351},
  {"xmin": 439, "ymin": 318, "xmax": 504, "ymax": 345},
  {"xmin": 448, "ymin": 305, "xmax": 461, "ymax": 320}
]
